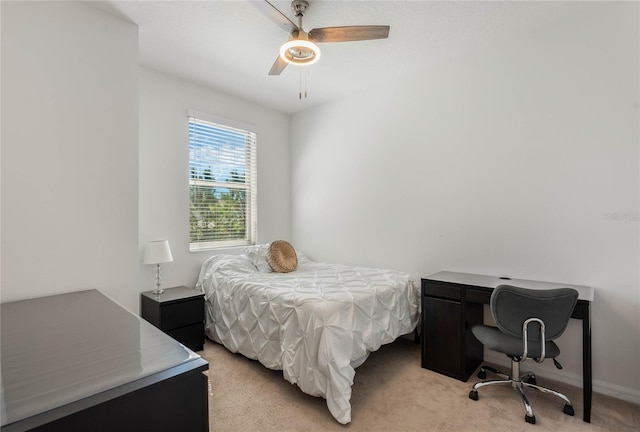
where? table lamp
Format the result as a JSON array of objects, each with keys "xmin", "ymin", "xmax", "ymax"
[{"xmin": 143, "ymin": 240, "xmax": 173, "ymax": 295}]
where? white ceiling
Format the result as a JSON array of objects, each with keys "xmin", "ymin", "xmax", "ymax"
[{"xmin": 92, "ymin": 0, "xmax": 599, "ymax": 115}]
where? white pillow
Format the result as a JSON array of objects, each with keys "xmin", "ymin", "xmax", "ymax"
[
  {"xmin": 295, "ymin": 249, "xmax": 311, "ymax": 264},
  {"xmin": 243, "ymin": 244, "xmax": 272, "ymax": 272}
]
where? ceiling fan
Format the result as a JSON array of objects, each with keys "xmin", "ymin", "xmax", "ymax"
[{"xmin": 253, "ymin": 0, "xmax": 390, "ymax": 76}]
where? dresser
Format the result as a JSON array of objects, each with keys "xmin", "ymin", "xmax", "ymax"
[{"xmin": 0, "ymin": 290, "xmax": 209, "ymax": 432}]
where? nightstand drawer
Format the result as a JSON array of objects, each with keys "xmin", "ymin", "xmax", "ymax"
[
  {"xmin": 167, "ymin": 322, "xmax": 204, "ymax": 351},
  {"xmin": 160, "ymin": 298, "xmax": 204, "ymax": 330}
]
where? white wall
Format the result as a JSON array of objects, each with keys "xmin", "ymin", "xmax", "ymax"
[
  {"xmin": 1, "ymin": 1, "xmax": 139, "ymax": 311},
  {"xmin": 291, "ymin": 3, "xmax": 640, "ymax": 401},
  {"xmin": 139, "ymin": 68, "xmax": 290, "ymax": 293}
]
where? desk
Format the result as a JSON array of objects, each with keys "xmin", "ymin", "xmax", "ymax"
[
  {"xmin": 421, "ymin": 271, "xmax": 593, "ymax": 423},
  {"xmin": 1, "ymin": 290, "xmax": 209, "ymax": 431}
]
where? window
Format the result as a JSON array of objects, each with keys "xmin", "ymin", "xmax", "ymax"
[{"xmin": 188, "ymin": 112, "xmax": 257, "ymax": 251}]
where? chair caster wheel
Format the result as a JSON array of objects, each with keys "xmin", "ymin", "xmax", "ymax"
[
  {"xmin": 563, "ymin": 404, "xmax": 574, "ymax": 416},
  {"xmin": 525, "ymin": 414, "xmax": 536, "ymax": 424},
  {"xmin": 469, "ymin": 390, "xmax": 478, "ymax": 401},
  {"xmin": 477, "ymin": 369, "xmax": 486, "ymax": 379},
  {"xmin": 526, "ymin": 375, "xmax": 537, "ymax": 385}
]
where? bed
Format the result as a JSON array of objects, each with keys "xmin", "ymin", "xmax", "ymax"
[{"xmin": 195, "ymin": 246, "xmax": 420, "ymax": 424}]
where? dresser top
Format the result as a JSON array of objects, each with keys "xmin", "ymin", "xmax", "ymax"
[
  {"xmin": 424, "ymin": 271, "xmax": 594, "ymax": 302},
  {"xmin": 1, "ymin": 289, "xmax": 207, "ymax": 429}
]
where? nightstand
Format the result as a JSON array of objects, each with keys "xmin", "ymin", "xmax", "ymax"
[{"xmin": 141, "ymin": 286, "xmax": 205, "ymax": 351}]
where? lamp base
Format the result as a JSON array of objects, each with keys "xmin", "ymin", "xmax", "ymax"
[{"xmin": 153, "ymin": 263, "xmax": 164, "ymax": 295}]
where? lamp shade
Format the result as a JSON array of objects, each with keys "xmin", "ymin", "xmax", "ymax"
[{"xmin": 143, "ymin": 240, "xmax": 173, "ymax": 264}]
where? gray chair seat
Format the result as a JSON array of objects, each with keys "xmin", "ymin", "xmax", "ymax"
[{"xmin": 471, "ymin": 324, "xmax": 560, "ymax": 359}]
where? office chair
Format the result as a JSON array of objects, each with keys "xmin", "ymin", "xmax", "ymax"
[{"xmin": 468, "ymin": 284, "xmax": 579, "ymax": 424}]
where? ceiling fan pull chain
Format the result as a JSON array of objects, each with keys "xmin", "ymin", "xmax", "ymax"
[
  {"xmin": 304, "ymin": 71, "xmax": 308, "ymax": 98},
  {"xmin": 299, "ymin": 69, "xmax": 302, "ymax": 99}
]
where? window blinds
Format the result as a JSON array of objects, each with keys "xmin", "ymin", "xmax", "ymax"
[{"xmin": 188, "ymin": 116, "xmax": 257, "ymax": 250}]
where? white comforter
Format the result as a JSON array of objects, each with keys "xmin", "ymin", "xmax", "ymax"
[{"xmin": 196, "ymin": 254, "xmax": 420, "ymax": 424}]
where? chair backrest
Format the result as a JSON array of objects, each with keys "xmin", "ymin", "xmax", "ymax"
[{"xmin": 490, "ymin": 285, "xmax": 579, "ymax": 341}]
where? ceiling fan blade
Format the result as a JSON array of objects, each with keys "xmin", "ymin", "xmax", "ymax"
[
  {"xmin": 268, "ymin": 55, "xmax": 288, "ymax": 76},
  {"xmin": 309, "ymin": 26, "xmax": 390, "ymax": 43},
  {"xmin": 251, "ymin": 0, "xmax": 298, "ymax": 34}
]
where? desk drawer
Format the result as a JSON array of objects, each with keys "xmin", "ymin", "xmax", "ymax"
[
  {"xmin": 422, "ymin": 280, "xmax": 461, "ymax": 301},
  {"xmin": 466, "ymin": 288, "xmax": 491, "ymax": 304}
]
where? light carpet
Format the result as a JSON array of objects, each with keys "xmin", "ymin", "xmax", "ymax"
[{"xmin": 198, "ymin": 338, "xmax": 639, "ymax": 431}]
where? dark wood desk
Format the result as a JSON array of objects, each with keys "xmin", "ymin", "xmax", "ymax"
[
  {"xmin": 1, "ymin": 290, "xmax": 209, "ymax": 432},
  {"xmin": 421, "ymin": 271, "xmax": 593, "ymax": 423}
]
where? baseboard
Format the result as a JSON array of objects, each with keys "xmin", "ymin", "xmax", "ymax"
[{"xmin": 483, "ymin": 352, "xmax": 640, "ymax": 406}]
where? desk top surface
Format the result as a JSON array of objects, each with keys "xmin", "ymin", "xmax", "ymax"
[
  {"xmin": 0, "ymin": 289, "xmax": 208, "ymax": 429},
  {"xmin": 424, "ymin": 271, "xmax": 594, "ymax": 302}
]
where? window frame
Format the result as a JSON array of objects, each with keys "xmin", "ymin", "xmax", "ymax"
[{"xmin": 187, "ymin": 110, "xmax": 257, "ymax": 251}]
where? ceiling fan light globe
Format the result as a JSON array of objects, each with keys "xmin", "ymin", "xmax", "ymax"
[{"xmin": 279, "ymin": 39, "xmax": 321, "ymax": 66}]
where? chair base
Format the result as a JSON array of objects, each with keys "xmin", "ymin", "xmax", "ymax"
[{"xmin": 468, "ymin": 361, "xmax": 574, "ymax": 424}]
